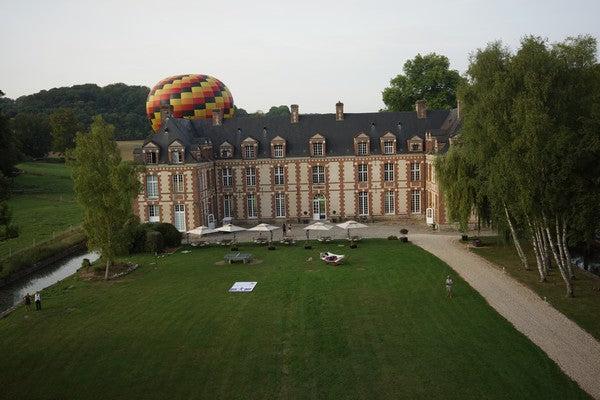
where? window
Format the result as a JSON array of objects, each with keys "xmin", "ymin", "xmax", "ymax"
[
  {"xmin": 312, "ymin": 165, "xmax": 325, "ymax": 184},
  {"xmin": 274, "ymin": 166, "xmax": 285, "ymax": 186},
  {"xmin": 198, "ymin": 171, "xmax": 206, "ymax": 191},
  {"xmin": 358, "ymin": 164, "xmax": 368, "ymax": 182},
  {"xmin": 174, "ymin": 204, "xmax": 186, "ymax": 231},
  {"xmin": 384, "ymin": 191, "xmax": 395, "ymax": 214},
  {"xmin": 384, "ymin": 141, "xmax": 395, "ymax": 154},
  {"xmin": 148, "ymin": 204, "xmax": 160, "ymax": 222},
  {"xmin": 247, "ymin": 194, "xmax": 257, "ymax": 218},
  {"xmin": 244, "ymin": 146, "xmax": 255, "ymax": 158},
  {"xmin": 273, "ymin": 144, "xmax": 284, "ymax": 158},
  {"xmin": 411, "ymin": 190, "xmax": 421, "ymax": 213},
  {"xmin": 172, "ymin": 150, "xmax": 183, "ymax": 163},
  {"xmin": 357, "ymin": 141, "xmax": 368, "ymax": 156},
  {"xmin": 411, "ymin": 142, "xmax": 421, "ymax": 152},
  {"xmin": 221, "ymin": 148, "xmax": 232, "ymax": 158},
  {"xmin": 222, "ymin": 168, "xmax": 232, "ymax": 187},
  {"xmin": 312, "ymin": 142, "xmax": 323, "ymax": 156},
  {"xmin": 275, "ymin": 193, "xmax": 285, "ymax": 217},
  {"xmin": 246, "ymin": 167, "xmax": 256, "ymax": 186},
  {"xmin": 384, "ymin": 163, "xmax": 394, "ymax": 182},
  {"xmin": 146, "ymin": 175, "xmax": 158, "ymax": 198},
  {"xmin": 145, "ymin": 151, "xmax": 157, "ymax": 164},
  {"xmin": 223, "ymin": 195, "xmax": 233, "ymax": 218},
  {"xmin": 172, "ymin": 174, "xmax": 184, "ymax": 193},
  {"xmin": 411, "ymin": 163, "xmax": 421, "ymax": 181},
  {"xmin": 358, "ymin": 192, "xmax": 369, "ymax": 215}
]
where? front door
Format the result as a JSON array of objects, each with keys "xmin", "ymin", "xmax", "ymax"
[{"xmin": 312, "ymin": 194, "xmax": 326, "ymax": 220}]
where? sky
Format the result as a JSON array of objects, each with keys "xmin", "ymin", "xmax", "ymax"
[{"xmin": 1, "ymin": 0, "xmax": 599, "ymax": 114}]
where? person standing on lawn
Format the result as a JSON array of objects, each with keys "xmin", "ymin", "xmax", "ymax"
[
  {"xmin": 445, "ymin": 275, "xmax": 453, "ymax": 298},
  {"xmin": 34, "ymin": 291, "xmax": 41, "ymax": 310},
  {"xmin": 24, "ymin": 293, "xmax": 31, "ymax": 312}
]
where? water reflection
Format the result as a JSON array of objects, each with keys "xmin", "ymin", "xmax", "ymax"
[{"xmin": 0, "ymin": 251, "xmax": 100, "ymax": 312}]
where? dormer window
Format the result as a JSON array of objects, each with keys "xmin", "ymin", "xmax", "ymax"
[
  {"xmin": 384, "ymin": 142, "xmax": 394, "ymax": 154},
  {"xmin": 142, "ymin": 141, "xmax": 160, "ymax": 165},
  {"xmin": 309, "ymin": 134, "xmax": 326, "ymax": 157},
  {"xmin": 274, "ymin": 144, "xmax": 284, "ymax": 158},
  {"xmin": 270, "ymin": 136, "xmax": 286, "ymax": 158},
  {"xmin": 168, "ymin": 140, "xmax": 185, "ymax": 164},
  {"xmin": 354, "ymin": 133, "xmax": 370, "ymax": 156},
  {"xmin": 380, "ymin": 132, "xmax": 397, "ymax": 154},
  {"xmin": 219, "ymin": 141, "xmax": 234, "ymax": 158},
  {"xmin": 408, "ymin": 136, "xmax": 423, "ymax": 152},
  {"xmin": 242, "ymin": 137, "xmax": 258, "ymax": 159}
]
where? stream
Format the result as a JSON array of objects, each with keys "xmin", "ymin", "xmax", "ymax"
[{"xmin": 0, "ymin": 251, "xmax": 99, "ymax": 312}]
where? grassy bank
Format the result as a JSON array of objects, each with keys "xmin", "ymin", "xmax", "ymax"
[
  {"xmin": 0, "ymin": 162, "xmax": 84, "ymax": 275},
  {"xmin": 0, "ymin": 240, "xmax": 587, "ymax": 399},
  {"xmin": 471, "ymin": 236, "xmax": 600, "ymax": 341}
]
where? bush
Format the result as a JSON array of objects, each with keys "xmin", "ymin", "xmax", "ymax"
[
  {"xmin": 81, "ymin": 258, "xmax": 91, "ymax": 268},
  {"xmin": 145, "ymin": 231, "xmax": 164, "ymax": 254},
  {"xmin": 152, "ymin": 223, "xmax": 182, "ymax": 247},
  {"xmin": 129, "ymin": 223, "xmax": 153, "ymax": 254},
  {"xmin": 400, "ymin": 228, "xmax": 409, "ymax": 236},
  {"xmin": 387, "ymin": 235, "xmax": 398, "ymax": 240}
]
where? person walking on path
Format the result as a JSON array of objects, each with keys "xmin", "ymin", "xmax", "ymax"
[
  {"xmin": 24, "ymin": 293, "xmax": 31, "ymax": 312},
  {"xmin": 445, "ymin": 275, "xmax": 453, "ymax": 298},
  {"xmin": 34, "ymin": 292, "xmax": 41, "ymax": 311},
  {"xmin": 288, "ymin": 223, "xmax": 292, "ymax": 237},
  {"xmin": 282, "ymin": 223, "xmax": 287, "ymax": 236}
]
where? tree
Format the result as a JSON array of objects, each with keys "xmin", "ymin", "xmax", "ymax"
[
  {"xmin": 437, "ymin": 35, "xmax": 600, "ymax": 297},
  {"xmin": 0, "ymin": 91, "xmax": 19, "ymax": 176},
  {"xmin": 12, "ymin": 113, "xmax": 52, "ymax": 158},
  {"xmin": 382, "ymin": 53, "xmax": 462, "ymax": 111},
  {"xmin": 50, "ymin": 108, "xmax": 80, "ymax": 156},
  {"xmin": 234, "ymin": 105, "xmax": 249, "ymax": 118},
  {"xmin": 68, "ymin": 116, "xmax": 142, "ymax": 280},
  {"xmin": 265, "ymin": 105, "xmax": 291, "ymax": 117}
]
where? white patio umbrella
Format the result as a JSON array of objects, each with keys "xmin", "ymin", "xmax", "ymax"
[
  {"xmin": 247, "ymin": 223, "xmax": 280, "ymax": 242},
  {"xmin": 303, "ymin": 221, "xmax": 333, "ymax": 240},
  {"xmin": 336, "ymin": 220, "xmax": 367, "ymax": 238},
  {"xmin": 187, "ymin": 225, "xmax": 218, "ymax": 236},
  {"xmin": 215, "ymin": 223, "xmax": 247, "ymax": 242}
]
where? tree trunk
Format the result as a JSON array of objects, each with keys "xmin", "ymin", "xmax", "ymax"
[
  {"xmin": 104, "ymin": 258, "xmax": 110, "ymax": 281},
  {"xmin": 504, "ymin": 202, "xmax": 529, "ymax": 270},
  {"xmin": 560, "ymin": 218, "xmax": 575, "ymax": 280},
  {"xmin": 545, "ymin": 216, "xmax": 574, "ymax": 298},
  {"xmin": 527, "ymin": 218, "xmax": 546, "ymax": 282}
]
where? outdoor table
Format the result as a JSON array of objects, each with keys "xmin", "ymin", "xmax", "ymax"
[
  {"xmin": 318, "ymin": 236, "xmax": 332, "ymax": 242},
  {"xmin": 224, "ymin": 253, "xmax": 252, "ymax": 264},
  {"xmin": 254, "ymin": 237, "xmax": 268, "ymax": 245},
  {"xmin": 219, "ymin": 239, "xmax": 233, "ymax": 246}
]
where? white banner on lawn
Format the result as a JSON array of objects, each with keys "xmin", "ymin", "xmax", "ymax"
[{"xmin": 229, "ymin": 282, "xmax": 257, "ymax": 292}]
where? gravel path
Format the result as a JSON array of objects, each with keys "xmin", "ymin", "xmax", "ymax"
[{"xmin": 410, "ymin": 233, "xmax": 600, "ymax": 400}]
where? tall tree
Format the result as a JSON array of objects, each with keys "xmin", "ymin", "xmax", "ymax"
[
  {"xmin": 437, "ymin": 35, "xmax": 600, "ymax": 297},
  {"xmin": 12, "ymin": 113, "xmax": 52, "ymax": 158},
  {"xmin": 265, "ymin": 105, "xmax": 291, "ymax": 117},
  {"xmin": 68, "ymin": 116, "xmax": 142, "ymax": 279},
  {"xmin": 382, "ymin": 53, "xmax": 462, "ymax": 111},
  {"xmin": 50, "ymin": 108, "xmax": 80, "ymax": 156}
]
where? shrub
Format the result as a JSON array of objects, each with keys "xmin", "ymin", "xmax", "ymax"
[
  {"xmin": 387, "ymin": 235, "xmax": 398, "ymax": 240},
  {"xmin": 81, "ymin": 258, "xmax": 91, "ymax": 268},
  {"xmin": 145, "ymin": 231, "xmax": 164, "ymax": 254},
  {"xmin": 152, "ymin": 223, "xmax": 182, "ymax": 247},
  {"xmin": 129, "ymin": 223, "xmax": 154, "ymax": 254},
  {"xmin": 400, "ymin": 228, "xmax": 409, "ymax": 236}
]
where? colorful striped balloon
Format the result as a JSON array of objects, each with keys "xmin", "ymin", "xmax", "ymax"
[{"xmin": 146, "ymin": 74, "xmax": 234, "ymax": 132}]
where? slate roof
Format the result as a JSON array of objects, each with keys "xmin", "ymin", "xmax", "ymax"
[{"xmin": 141, "ymin": 108, "xmax": 458, "ymax": 161}]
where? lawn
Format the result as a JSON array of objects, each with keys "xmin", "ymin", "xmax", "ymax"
[
  {"xmin": 0, "ymin": 162, "xmax": 83, "ymax": 259},
  {"xmin": 116, "ymin": 139, "xmax": 144, "ymax": 161},
  {"xmin": 0, "ymin": 240, "xmax": 587, "ymax": 399},
  {"xmin": 471, "ymin": 236, "xmax": 600, "ymax": 342}
]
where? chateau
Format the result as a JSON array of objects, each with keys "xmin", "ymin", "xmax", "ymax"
[{"xmin": 133, "ymin": 100, "xmax": 460, "ymax": 231}]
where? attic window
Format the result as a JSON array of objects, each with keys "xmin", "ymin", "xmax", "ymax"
[
  {"xmin": 357, "ymin": 141, "xmax": 368, "ymax": 156},
  {"xmin": 172, "ymin": 150, "xmax": 183, "ymax": 164},
  {"xmin": 145, "ymin": 151, "xmax": 158, "ymax": 164},
  {"xmin": 410, "ymin": 142, "xmax": 422, "ymax": 152},
  {"xmin": 221, "ymin": 148, "xmax": 232, "ymax": 158},
  {"xmin": 244, "ymin": 145, "xmax": 256, "ymax": 158}
]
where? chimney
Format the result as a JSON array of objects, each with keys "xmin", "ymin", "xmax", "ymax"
[
  {"xmin": 290, "ymin": 104, "xmax": 299, "ymax": 124},
  {"xmin": 335, "ymin": 101, "xmax": 344, "ymax": 121},
  {"xmin": 160, "ymin": 104, "xmax": 173, "ymax": 122},
  {"xmin": 212, "ymin": 108, "xmax": 223, "ymax": 126},
  {"xmin": 416, "ymin": 100, "xmax": 427, "ymax": 119}
]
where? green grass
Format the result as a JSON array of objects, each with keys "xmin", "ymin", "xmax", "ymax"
[
  {"xmin": 471, "ymin": 236, "xmax": 600, "ymax": 342},
  {"xmin": 0, "ymin": 162, "xmax": 83, "ymax": 259},
  {"xmin": 0, "ymin": 240, "xmax": 587, "ymax": 399}
]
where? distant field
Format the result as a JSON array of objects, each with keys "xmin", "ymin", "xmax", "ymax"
[
  {"xmin": 0, "ymin": 240, "xmax": 586, "ymax": 399},
  {"xmin": 0, "ymin": 162, "xmax": 83, "ymax": 260},
  {"xmin": 116, "ymin": 140, "xmax": 144, "ymax": 161}
]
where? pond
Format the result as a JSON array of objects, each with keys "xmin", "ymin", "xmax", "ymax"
[{"xmin": 0, "ymin": 251, "xmax": 99, "ymax": 312}]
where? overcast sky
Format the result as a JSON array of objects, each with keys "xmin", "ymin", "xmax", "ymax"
[{"xmin": 1, "ymin": 0, "xmax": 599, "ymax": 114}]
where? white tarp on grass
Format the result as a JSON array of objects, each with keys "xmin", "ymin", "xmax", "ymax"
[{"xmin": 229, "ymin": 282, "xmax": 257, "ymax": 292}]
